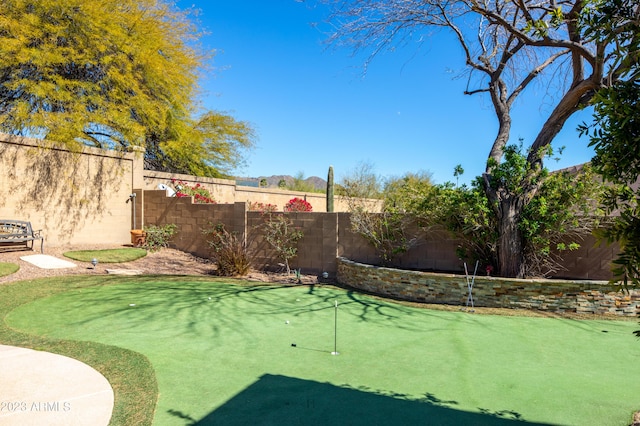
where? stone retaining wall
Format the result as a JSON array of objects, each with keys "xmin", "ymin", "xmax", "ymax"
[{"xmin": 337, "ymin": 258, "xmax": 640, "ymax": 316}]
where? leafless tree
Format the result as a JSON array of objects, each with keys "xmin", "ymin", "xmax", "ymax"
[{"xmin": 323, "ymin": 0, "xmax": 637, "ymax": 277}]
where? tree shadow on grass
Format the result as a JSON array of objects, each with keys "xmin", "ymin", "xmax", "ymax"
[
  {"xmin": 47, "ymin": 277, "xmax": 461, "ymax": 339},
  {"xmin": 169, "ymin": 374, "xmax": 551, "ymax": 426}
]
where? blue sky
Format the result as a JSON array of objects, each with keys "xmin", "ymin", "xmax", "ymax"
[{"xmin": 181, "ymin": 1, "xmax": 595, "ymax": 185}]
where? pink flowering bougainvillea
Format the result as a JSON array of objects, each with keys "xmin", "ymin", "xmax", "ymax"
[
  {"xmin": 171, "ymin": 179, "xmax": 216, "ymax": 204},
  {"xmin": 284, "ymin": 197, "xmax": 313, "ymax": 212}
]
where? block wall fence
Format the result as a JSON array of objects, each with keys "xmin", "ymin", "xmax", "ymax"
[
  {"xmin": 0, "ymin": 133, "xmax": 620, "ymax": 282},
  {"xmin": 141, "ymin": 190, "xmax": 397, "ymax": 275},
  {"xmin": 141, "ymin": 188, "xmax": 618, "ymax": 280},
  {"xmin": 0, "ymin": 133, "xmax": 372, "ymax": 247}
]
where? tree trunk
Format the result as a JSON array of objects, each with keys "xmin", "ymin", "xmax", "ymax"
[{"xmin": 497, "ymin": 196, "xmax": 526, "ymax": 278}]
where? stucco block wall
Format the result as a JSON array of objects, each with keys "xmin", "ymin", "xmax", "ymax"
[
  {"xmin": 142, "ymin": 189, "xmax": 242, "ymax": 258},
  {"xmin": 337, "ymin": 258, "xmax": 640, "ymax": 316},
  {"xmin": 0, "ymin": 134, "xmax": 140, "ymax": 247},
  {"xmin": 336, "ymin": 213, "xmax": 464, "ymax": 273},
  {"xmin": 245, "ymin": 212, "xmax": 337, "ymax": 274},
  {"xmin": 0, "ymin": 134, "xmax": 621, "ymax": 281},
  {"xmin": 336, "ymin": 212, "xmax": 381, "ymax": 266},
  {"xmin": 554, "ymin": 235, "xmax": 620, "ymax": 280},
  {"xmin": 143, "ymin": 170, "xmax": 374, "ymax": 213},
  {"xmin": 140, "ymin": 189, "xmax": 620, "ymax": 280},
  {"xmin": 144, "ymin": 193, "xmax": 339, "ymax": 275},
  {"xmin": 291, "ymin": 213, "xmax": 337, "ymax": 274},
  {"xmin": 143, "ymin": 171, "xmax": 237, "ymax": 204}
]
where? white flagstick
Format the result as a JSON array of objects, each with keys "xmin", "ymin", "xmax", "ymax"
[{"xmin": 331, "ymin": 300, "xmax": 339, "ymax": 355}]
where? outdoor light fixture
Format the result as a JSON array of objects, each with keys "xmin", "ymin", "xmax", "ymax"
[{"xmin": 91, "ymin": 258, "xmax": 98, "ymax": 269}]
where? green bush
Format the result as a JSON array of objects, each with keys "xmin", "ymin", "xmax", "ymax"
[{"xmin": 144, "ymin": 224, "xmax": 177, "ymax": 252}]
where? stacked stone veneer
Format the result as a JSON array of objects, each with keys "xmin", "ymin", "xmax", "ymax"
[{"xmin": 337, "ymin": 258, "xmax": 640, "ymax": 316}]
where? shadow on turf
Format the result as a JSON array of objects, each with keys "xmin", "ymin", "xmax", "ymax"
[
  {"xmin": 56, "ymin": 279, "xmax": 454, "ymax": 337},
  {"xmin": 169, "ymin": 374, "xmax": 551, "ymax": 426}
]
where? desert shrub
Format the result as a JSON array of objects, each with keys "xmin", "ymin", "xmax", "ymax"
[
  {"xmin": 143, "ymin": 224, "xmax": 177, "ymax": 252},
  {"xmin": 260, "ymin": 213, "xmax": 303, "ymax": 273},
  {"xmin": 203, "ymin": 223, "xmax": 251, "ymax": 276},
  {"xmin": 349, "ymin": 208, "xmax": 417, "ymax": 266},
  {"xmin": 248, "ymin": 201, "xmax": 278, "ymax": 212},
  {"xmin": 394, "ymin": 147, "xmax": 606, "ymax": 277}
]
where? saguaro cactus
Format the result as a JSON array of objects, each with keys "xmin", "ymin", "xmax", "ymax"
[{"xmin": 326, "ymin": 165, "xmax": 334, "ymax": 212}]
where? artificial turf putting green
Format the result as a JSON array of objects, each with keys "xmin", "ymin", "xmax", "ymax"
[{"xmin": 5, "ymin": 278, "xmax": 640, "ymax": 426}]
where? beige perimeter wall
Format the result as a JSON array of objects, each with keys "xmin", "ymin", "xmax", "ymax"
[
  {"xmin": 0, "ymin": 134, "xmax": 143, "ymax": 246},
  {"xmin": 142, "ymin": 170, "xmax": 378, "ymax": 213},
  {"xmin": 0, "ymin": 134, "xmax": 619, "ymax": 282},
  {"xmin": 0, "ymin": 134, "xmax": 369, "ymax": 248}
]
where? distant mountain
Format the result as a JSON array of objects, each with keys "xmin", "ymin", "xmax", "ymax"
[{"xmin": 238, "ymin": 175, "xmax": 327, "ymax": 191}]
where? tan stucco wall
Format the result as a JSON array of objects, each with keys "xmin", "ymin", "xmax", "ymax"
[
  {"xmin": 0, "ymin": 134, "xmax": 378, "ymax": 249},
  {"xmin": 142, "ymin": 170, "xmax": 380, "ymax": 213},
  {"xmin": 0, "ymin": 134, "xmax": 141, "ymax": 247}
]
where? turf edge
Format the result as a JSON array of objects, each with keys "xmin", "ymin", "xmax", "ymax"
[{"xmin": 0, "ymin": 275, "xmax": 158, "ymax": 426}]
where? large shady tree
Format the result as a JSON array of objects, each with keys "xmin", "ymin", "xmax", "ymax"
[
  {"xmin": 323, "ymin": 0, "xmax": 638, "ymax": 277},
  {"xmin": 579, "ymin": 0, "xmax": 640, "ymax": 286},
  {"xmin": 0, "ymin": 0, "xmax": 254, "ymax": 177}
]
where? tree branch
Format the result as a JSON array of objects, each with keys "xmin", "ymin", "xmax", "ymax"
[{"xmin": 507, "ymin": 48, "xmax": 569, "ymax": 105}]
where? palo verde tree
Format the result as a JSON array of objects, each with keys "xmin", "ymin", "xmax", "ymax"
[
  {"xmin": 323, "ymin": 0, "xmax": 634, "ymax": 277},
  {"xmin": 0, "ymin": 0, "xmax": 254, "ymax": 177},
  {"xmin": 143, "ymin": 111, "xmax": 255, "ymax": 178}
]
